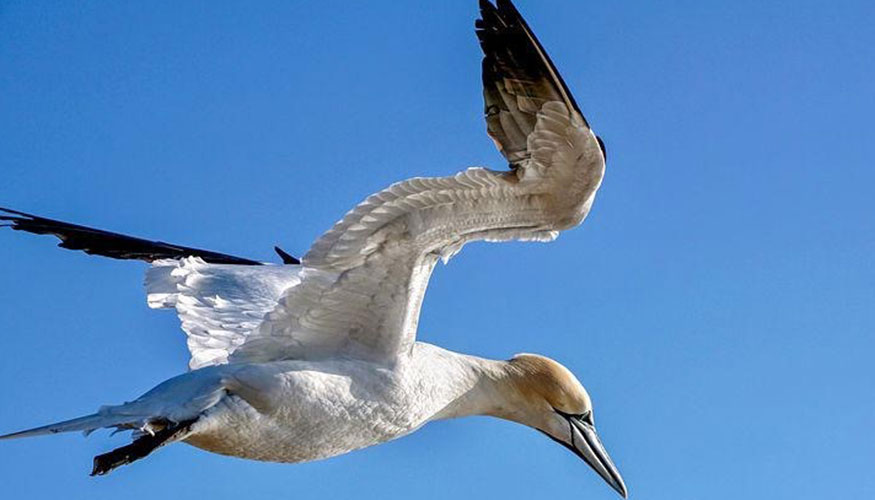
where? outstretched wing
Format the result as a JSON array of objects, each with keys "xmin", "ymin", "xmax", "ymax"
[
  {"xmin": 228, "ymin": 0, "xmax": 606, "ymax": 366},
  {"xmin": 0, "ymin": 206, "xmax": 299, "ymax": 265},
  {"xmin": 1, "ymin": 206, "xmax": 303, "ymax": 369}
]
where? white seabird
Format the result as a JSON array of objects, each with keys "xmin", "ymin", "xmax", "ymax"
[{"xmin": 0, "ymin": 1, "xmax": 626, "ymax": 497}]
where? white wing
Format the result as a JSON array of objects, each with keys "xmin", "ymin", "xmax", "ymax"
[
  {"xmin": 227, "ymin": 0, "xmax": 607, "ymax": 366},
  {"xmin": 146, "ymin": 257, "xmax": 301, "ymax": 369}
]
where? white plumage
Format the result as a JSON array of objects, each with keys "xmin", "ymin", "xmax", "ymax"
[
  {"xmin": 0, "ymin": 1, "xmax": 626, "ymax": 497},
  {"xmin": 146, "ymin": 258, "xmax": 301, "ymax": 369}
]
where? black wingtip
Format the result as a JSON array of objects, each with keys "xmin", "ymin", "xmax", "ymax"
[
  {"xmin": 0, "ymin": 206, "xmax": 34, "ymax": 227},
  {"xmin": 274, "ymin": 246, "xmax": 301, "ymax": 265},
  {"xmin": 596, "ymin": 136, "xmax": 607, "ymax": 163},
  {"xmin": 496, "ymin": 0, "xmax": 521, "ymax": 15},
  {"xmin": 1, "ymin": 205, "xmax": 266, "ymax": 265},
  {"xmin": 0, "ymin": 206, "xmax": 35, "ymax": 218},
  {"xmin": 477, "ymin": 0, "xmax": 583, "ymax": 118}
]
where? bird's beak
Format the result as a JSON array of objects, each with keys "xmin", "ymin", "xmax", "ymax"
[{"xmin": 565, "ymin": 416, "xmax": 627, "ymax": 498}]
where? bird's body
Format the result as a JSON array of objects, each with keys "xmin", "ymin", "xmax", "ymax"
[
  {"xmin": 1, "ymin": 1, "xmax": 628, "ymax": 497},
  {"xmin": 185, "ymin": 360, "xmax": 409, "ymax": 463},
  {"xmin": 19, "ymin": 341, "xmax": 573, "ymax": 466},
  {"xmin": 154, "ymin": 344, "xmax": 487, "ymax": 463}
]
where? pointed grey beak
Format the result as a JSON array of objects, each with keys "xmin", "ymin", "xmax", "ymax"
[{"xmin": 567, "ymin": 416, "xmax": 627, "ymax": 498}]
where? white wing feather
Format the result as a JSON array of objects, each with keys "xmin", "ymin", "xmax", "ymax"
[{"xmin": 145, "ymin": 257, "xmax": 301, "ymax": 369}]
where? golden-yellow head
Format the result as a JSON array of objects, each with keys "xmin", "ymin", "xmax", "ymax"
[{"xmin": 499, "ymin": 354, "xmax": 627, "ymax": 498}]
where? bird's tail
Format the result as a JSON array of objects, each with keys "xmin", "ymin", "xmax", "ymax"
[
  {"xmin": 0, "ymin": 408, "xmax": 149, "ymax": 441},
  {"xmin": 0, "ymin": 368, "xmax": 228, "ymax": 474},
  {"xmin": 0, "ymin": 409, "xmax": 197, "ymax": 475}
]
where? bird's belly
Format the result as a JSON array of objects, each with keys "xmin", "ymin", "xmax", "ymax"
[{"xmin": 183, "ymin": 393, "xmax": 414, "ymax": 463}]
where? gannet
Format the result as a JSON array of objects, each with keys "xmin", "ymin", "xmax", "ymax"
[{"xmin": 0, "ymin": 1, "xmax": 626, "ymax": 497}]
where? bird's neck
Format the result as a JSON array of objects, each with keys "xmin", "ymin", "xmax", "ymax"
[{"xmin": 412, "ymin": 343, "xmax": 532, "ymax": 424}]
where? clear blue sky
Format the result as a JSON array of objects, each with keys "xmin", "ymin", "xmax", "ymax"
[{"xmin": 1, "ymin": 1, "xmax": 872, "ymax": 498}]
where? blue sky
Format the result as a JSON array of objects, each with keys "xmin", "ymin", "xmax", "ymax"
[{"xmin": 1, "ymin": 1, "xmax": 872, "ymax": 498}]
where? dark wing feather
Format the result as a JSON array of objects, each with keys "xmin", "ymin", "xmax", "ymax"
[
  {"xmin": 477, "ymin": 0, "xmax": 601, "ymax": 167},
  {"xmin": 273, "ymin": 246, "xmax": 300, "ymax": 265},
  {"xmin": 0, "ymin": 207, "xmax": 299, "ymax": 265}
]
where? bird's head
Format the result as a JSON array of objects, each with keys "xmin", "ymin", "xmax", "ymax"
[{"xmin": 498, "ymin": 353, "xmax": 627, "ymax": 498}]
